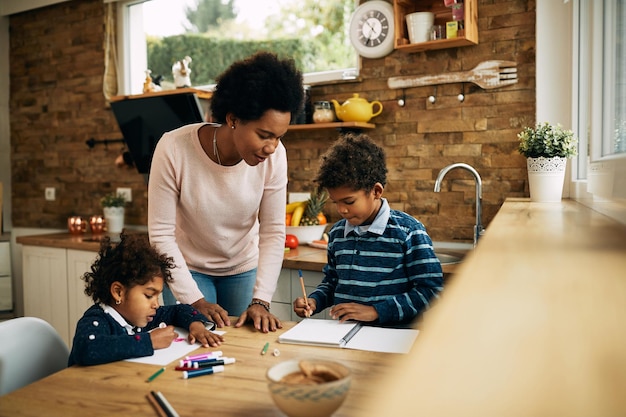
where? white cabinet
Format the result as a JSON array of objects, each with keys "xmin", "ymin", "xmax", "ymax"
[
  {"xmin": 22, "ymin": 246, "xmax": 96, "ymax": 347},
  {"xmin": 67, "ymin": 250, "xmax": 98, "ymax": 343},
  {"xmin": 272, "ymin": 268, "xmax": 329, "ymax": 322},
  {"xmin": 0, "ymin": 241, "xmax": 13, "ymax": 311}
]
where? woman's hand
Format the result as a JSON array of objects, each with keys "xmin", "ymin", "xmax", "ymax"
[
  {"xmin": 149, "ymin": 325, "xmax": 179, "ymax": 349},
  {"xmin": 330, "ymin": 303, "xmax": 378, "ymax": 323},
  {"xmin": 187, "ymin": 322, "xmax": 224, "ymax": 348},
  {"xmin": 191, "ymin": 299, "xmax": 231, "ymax": 328},
  {"xmin": 235, "ymin": 299, "xmax": 282, "ymax": 333},
  {"xmin": 293, "ymin": 297, "xmax": 316, "ymax": 318}
]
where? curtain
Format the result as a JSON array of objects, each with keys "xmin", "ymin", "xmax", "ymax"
[{"xmin": 103, "ymin": 1, "xmax": 118, "ymax": 102}]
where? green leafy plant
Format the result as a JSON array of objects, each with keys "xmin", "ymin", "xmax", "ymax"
[
  {"xmin": 100, "ymin": 193, "xmax": 127, "ymax": 208},
  {"xmin": 518, "ymin": 122, "xmax": 578, "ymax": 158}
]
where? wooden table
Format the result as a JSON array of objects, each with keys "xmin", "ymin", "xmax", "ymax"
[{"xmin": 0, "ymin": 321, "xmax": 399, "ymax": 417}]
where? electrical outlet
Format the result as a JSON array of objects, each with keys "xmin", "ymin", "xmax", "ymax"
[
  {"xmin": 117, "ymin": 187, "xmax": 132, "ymax": 203},
  {"xmin": 45, "ymin": 187, "xmax": 56, "ymax": 201}
]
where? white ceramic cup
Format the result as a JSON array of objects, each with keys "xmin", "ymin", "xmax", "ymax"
[{"xmin": 405, "ymin": 12, "xmax": 435, "ymax": 43}]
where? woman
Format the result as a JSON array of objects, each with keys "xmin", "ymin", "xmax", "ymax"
[{"xmin": 148, "ymin": 52, "xmax": 304, "ymax": 333}]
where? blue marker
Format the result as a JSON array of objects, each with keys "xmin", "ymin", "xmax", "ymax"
[{"xmin": 183, "ymin": 365, "xmax": 225, "ymax": 379}]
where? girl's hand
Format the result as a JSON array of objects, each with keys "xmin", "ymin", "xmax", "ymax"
[
  {"xmin": 149, "ymin": 325, "xmax": 179, "ymax": 349},
  {"xmin": 188, "ymin": 322, "xmax": 224, "ymax": 348},
  {"xmin": 330, "ymin": 303, "xmax": 378, "ymax": 323},
  {"xmin": 293, "ymin": 297, "xmax": 316, "ymax": 318}
]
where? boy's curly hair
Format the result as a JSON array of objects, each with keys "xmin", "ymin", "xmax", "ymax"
[
  {"xmin": 210, "ymin": 52, "xmax": 304, "ymax": 124},
  {"xmin": 82, "ymin": 232, "xmax": 175, "ymax": 305},
  {"xmin": 314, "ymin": 133, "xmax": 388, "ymax": 192}
]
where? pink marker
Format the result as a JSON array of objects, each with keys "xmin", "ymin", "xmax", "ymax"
[{"xmin": 185, "ymin": 351, "xmax": 223, "ymax": 361}]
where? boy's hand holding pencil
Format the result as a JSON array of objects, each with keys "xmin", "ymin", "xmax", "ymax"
[{"xmin": 294, "ymin": 270, "xmax": 315, "ymax": 318}]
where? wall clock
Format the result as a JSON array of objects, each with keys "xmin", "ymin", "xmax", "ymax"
[{"xmin": 349, "ymin": 0, "xmax": 395, "ymax": 59}]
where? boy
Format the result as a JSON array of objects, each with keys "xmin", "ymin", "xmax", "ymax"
[{"xmin": 293, "ymin": 133, "xmax": 443, "ymax": 326}]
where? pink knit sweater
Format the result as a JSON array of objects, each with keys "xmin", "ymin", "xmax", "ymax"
[{"xmin": 148, "ymin": 123, "xmax": 287, "ymax": 305}]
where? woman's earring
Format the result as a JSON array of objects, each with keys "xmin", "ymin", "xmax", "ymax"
[
  {"xmin": 231, "ymin": 125, "xmax": 235, "ymax": 129},
  {"xmin": 116, "ymin": 299, "xmax": 121, "ymax": 305}
]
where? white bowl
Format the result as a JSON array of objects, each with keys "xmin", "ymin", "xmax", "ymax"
[
  {"xmin": 286, "ymin": 225, "xmax": 326, "ymax": 244},
  {"xmin": 267, "ymin": 359, "xmax": 351, "ymax": 417}
]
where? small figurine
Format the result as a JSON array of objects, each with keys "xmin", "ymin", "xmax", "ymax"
[
  {"xmin": 142, "ymin": 69, "xmax": 156, "ymax": 93},
  {"xmin": 172, "ymin": 56, "xmax": 192, "ymax": 88}
]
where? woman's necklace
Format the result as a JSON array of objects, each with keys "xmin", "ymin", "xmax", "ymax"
[{"xmin": 212, "ymin": 127, "xmax": 222, "ymax": 165}]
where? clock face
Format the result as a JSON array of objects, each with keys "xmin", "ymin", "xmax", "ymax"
[
  {"xmin": 350, "ymin": 1, "xmax": 395, "ymax": 59},
  {"xmin": 359, "ymin": 13, "xmax": 389, "ymax": 46}
]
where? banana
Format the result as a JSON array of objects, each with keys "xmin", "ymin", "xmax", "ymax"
[
  {"xmin": 291, "ymin": 203, "xmax": 306, "ymax": 226},
  {"xmin": 286, "ymin": 201, "xmax": 306, "ymax": 214}
]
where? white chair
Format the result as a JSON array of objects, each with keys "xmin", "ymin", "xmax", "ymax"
[{"xmin": 0, "ymin": 317, "xmax": 70, "ymax": 396}]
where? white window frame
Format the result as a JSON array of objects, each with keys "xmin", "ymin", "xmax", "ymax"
[
  {"xmin": 114, "ymin": 0, "xmax": 360, "ymax": 95},
  {"xmin": 570, "ymin": 0, "xmax": 626, "ymax": 224}
]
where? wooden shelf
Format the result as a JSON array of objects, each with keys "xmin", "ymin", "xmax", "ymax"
[
  {"xmin": 393, "ymin": 0, "xmax": 478, "ymax": 53},
  {"xmin": 287, "ymin": 121, "xmax": 376, "ymax": 131},
  {"xmin": 110, "ymin": 87, "xmax": 213, "ymax": 102}
]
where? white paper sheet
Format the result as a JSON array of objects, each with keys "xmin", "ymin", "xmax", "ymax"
[
  {"xmin": 126, "ymin": 329, "xmax": 226, "ymax": 366},
  {"xmin": 343, "ymin": 326, "xmax": 418, "ymax": 354}
]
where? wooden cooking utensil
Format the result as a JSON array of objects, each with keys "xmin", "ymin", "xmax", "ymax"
[{"xmin": 387, "ymin": 60, "xmax": 518, "ymax": 90}]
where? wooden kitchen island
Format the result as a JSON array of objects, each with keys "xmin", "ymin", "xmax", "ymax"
[{"xmin": 357, "ymin": 198, "xmax": 626, "ymax": 417}]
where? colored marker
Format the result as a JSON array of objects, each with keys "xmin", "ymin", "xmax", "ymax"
[
  {"xmin": 261, "ymin": 342, "xmax": 269, "ymax": 355},
  {"xmin": 183, "ymin": 365, "xmax": 225, "ymax": 379},
  {"xmin": 179, "ymin": 356, "xmax": 228, "ymax": 367},
  {"xmin": 185, "ymin": 351, "xmax": 223, "ymax": 361},
  {"xmin": 146, "ymin": 366, "xmax": 166, "ymax": 382},
  {"xmin": 150, "ymin": 391, "xmax": 180, "ymax": 417},
  {"xmin": 192, "ymin": 357, "xmax": 235, "ymax": 368}
]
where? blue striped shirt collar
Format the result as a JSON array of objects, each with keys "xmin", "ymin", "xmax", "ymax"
[{"xmin": 344, "ymin": 198, "xmax": 390, "ymax": 237}]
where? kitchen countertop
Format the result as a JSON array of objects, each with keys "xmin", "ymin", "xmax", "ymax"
[
  {"xmin": 16, "ymin": 233, "xmax": 463, "ymax": 274},
  {"xmin": 359, "ymin": 198, "xmax": 626, "ymax": 417}
]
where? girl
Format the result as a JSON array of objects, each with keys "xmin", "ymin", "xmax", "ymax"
[{"xmin": 68, "ymin": 233, "xmax": 223, "ymax": 366}]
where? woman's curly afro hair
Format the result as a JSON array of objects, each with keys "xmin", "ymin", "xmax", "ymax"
[
  {"xmin": 315, "ymin": 133, "xmax": 388, "ymax": 192},
  {"xmin": 82, "ymin": 232, "xmax": 175, "ymax": 305},
  {"xmin": 210, "ymin": 52, "xmax": 304, "ymax": 124}
]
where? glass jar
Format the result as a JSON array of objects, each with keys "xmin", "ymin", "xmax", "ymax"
[{"xmin": 312, "ymin": 101, "xmax": 335, "ymax": 123}]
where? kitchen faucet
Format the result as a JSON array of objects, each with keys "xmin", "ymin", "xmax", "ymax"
[{"xmin": 434, "ymin": 163, "xmax": 485, "ymax": 247}]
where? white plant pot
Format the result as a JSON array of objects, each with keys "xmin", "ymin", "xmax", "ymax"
[
  {"xmin": 526, "ymin": 156, "xmax": 567, "ymax": 202},
  {"xmin": 103, "ymin": 206, "xmax": 125, "ymax": 234}
]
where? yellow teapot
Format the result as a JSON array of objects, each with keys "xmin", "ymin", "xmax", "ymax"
[{"xmin": 331, "ymin": 94, "xmax": 383, "ymax": 123}]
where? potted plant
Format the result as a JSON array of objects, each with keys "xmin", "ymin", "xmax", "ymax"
[
  {"xmin": 100, "ymin": 193, "xmax": 127, "ymax": 233},
  {"xmin": 518, "ymin": 122, "xmax": 578, "ymax": 202}
]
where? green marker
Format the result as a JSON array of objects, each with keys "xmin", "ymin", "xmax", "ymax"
[
  {"xmin": 146, "ymin": 366, "xmax": 166, "ymax": 382},
  {"xmin": 261, "ymin": 342, "xmax": 270, "ymax": 355}
]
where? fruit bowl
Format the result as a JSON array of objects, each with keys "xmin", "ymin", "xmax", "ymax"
[
  {"xmin": 286, "ymin": 225, "xmax": 326, "ymax": 244},
  {"xmin": 267, "ymin": 359, "xmax": 351, "ymax": 417}
]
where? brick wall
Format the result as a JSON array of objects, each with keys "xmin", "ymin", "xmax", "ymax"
[{"xmin": 9, "ymin": 0, "xmax": 535, "ymax": 243}]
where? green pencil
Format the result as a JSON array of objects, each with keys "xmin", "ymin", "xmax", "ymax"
[{"xmin": 146, "ymin": 366, "xmax": 166, "ymax": 382}]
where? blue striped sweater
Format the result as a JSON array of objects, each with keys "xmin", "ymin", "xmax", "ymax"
[{"xmin": 310, "ymin": 201, "xmax": 443, "ymax": 326}]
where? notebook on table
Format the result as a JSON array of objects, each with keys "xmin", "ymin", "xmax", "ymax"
[{"xmin": 278, "ymin": 319, "xmax": 419, "ymax": 354}]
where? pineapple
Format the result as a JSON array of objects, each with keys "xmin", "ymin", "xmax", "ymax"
[{"xmin": 299, "ymin": 189, "xmax": 329, "ymax": 226}]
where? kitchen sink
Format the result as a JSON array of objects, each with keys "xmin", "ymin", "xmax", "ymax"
[
  {"xmin": 435, "ymin": 252, "xmax": 463, "ymax": 265},
  {"xmin": 433, "ymin": 241, "xmax": 473, "ymax": 265}
]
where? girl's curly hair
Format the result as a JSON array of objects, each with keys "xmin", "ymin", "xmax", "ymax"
[
  {"xmin": 210, "ymin": 52, "xmax": 304, "ymax": 124},
  {"xmin": 82, "ymin": 232, "xmax": 175, "ymax": 305},
  {"xmin": 314, "ymin": 133, "xmax": 388, "ymax": 192}
]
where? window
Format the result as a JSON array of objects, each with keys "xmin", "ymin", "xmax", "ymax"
[
  {"xmin": 572, "ymin": 0, "xmax": 626, "ymax": 219},
  {"xmin": 574, "ymin": 0, "xmax": 626, "ymax": 167},
  {"xmin": 116, "ymin": 0, "xmax": 358, "ymax": 95}
]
